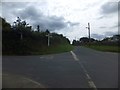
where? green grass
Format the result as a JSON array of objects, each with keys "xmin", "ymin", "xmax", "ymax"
[
  {"xmin": 3, "ymin": 44, "xmax": 74, "ymax": 55},
  {"xmin": 85, "ymin": 45, "xmax": 120, "ymax": 53},
  {"xmin": 31, "ymin": 44, "xmax": 74, "ymax": 55}
]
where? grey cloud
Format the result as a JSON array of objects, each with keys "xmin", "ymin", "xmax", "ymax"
[
  {"xmin": 91, "ymin": 34, "xmax": 105, "ymax": 40},
  {"xmin": 2, "ymin": 2, "xmax": 30, "ymax": 22},
  {"xmin": 2, "ymin": 2, "xmax": 68, "ymax": 31},
  {"xmin": 47, "ymin": 20, "xmax": 66, "ymax": 30},
  {"xmin": 108, "ymin": 21, "xmax": 120, "ymax": 29},
  {"xmin": 97, "ymin": 15, "xmax": 108, "ymax": 20},
  {"xmin": 110, "ymin": 25, "xmax": 117, "ymax": 29},
  {"xmin": 97, "ymin": 16, "xmax": 104, "ymax": 19},
  {"xmin": 104, "ymin": 31, "xmax": 118, "ymax": 36},
  {"xmin": 2, "ymin": 2, "xmax": 28, "ymax": 12},
  {"xmin": 100, "ymin": 2, "xmax": 118, "ymax": 14},
  {"xmin": 98, "ymin": 23, "xmax": 120, "ymax": 29},
  {"xmin": 2, "ymin": 2, "xmax": 26, "ymax": 8},
  {"xmin": 2, "ymin": 3, "xmax": 68, "ymax": 31},
  {"xmin": 14, "ymin": 5, "xmax": 79, "ymax": 31},
  {"xmin": 1, "ymin": 2, "xmax": 79, "ymax": 31},
  {"xmin": 99, "ymin": 26, "xmax": 107, "ymax": 29},
  {"xmin": 37, "ymin": 16, "xmax": 67, "ymax": 31},
  {"xmin": 18, "ymin": 6, "xmax": 42, "ymax": 20},
  {"xmin": 67, "ymin": 21, "xmax": 80, "ymax": 27},
  {"xmin": 110, "ymin": 23, "xmax": 120, "ymax": 29},
  {"xmin": 91, "ymin": 31, "xmax": 118, "ymax": 40}
]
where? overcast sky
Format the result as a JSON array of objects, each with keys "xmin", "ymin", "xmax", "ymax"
[{"xmin": 1, "ymin": 0, "xmax": 119, "ymax": 42}]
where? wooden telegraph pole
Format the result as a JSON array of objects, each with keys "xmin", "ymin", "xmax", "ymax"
[{"xmin": 86, "ymin": 22, "xmax": 91, "ymax": 46}]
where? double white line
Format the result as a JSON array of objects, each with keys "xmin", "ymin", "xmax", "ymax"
[{"xmin": 70, "ymin": 51, "xmax": 97, "ymax": 90}]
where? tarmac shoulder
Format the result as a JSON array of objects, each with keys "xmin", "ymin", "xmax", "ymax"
[{"xmin": 2, "ymin": 73, "xmax": 45, "ymax": 88}]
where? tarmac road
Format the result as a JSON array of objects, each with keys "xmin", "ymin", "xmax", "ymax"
[{"xmin": 2, "ymin": 46, "xmax": 118, "ymax": 88}]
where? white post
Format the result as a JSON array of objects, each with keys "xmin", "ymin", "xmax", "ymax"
[
  {"xmin": 46, "ymin": 34, "xmax": 52, "ymax": 47},
  {"xmin": 48, "ymin": 35, "xmax": 50, "ymax": 47}
]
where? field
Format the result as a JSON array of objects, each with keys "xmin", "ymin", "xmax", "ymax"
[{"xmin": 85, "ymin": 45, "xmax": 120, "ymax": 53}]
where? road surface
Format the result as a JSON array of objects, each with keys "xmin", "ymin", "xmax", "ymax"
[{"xmin": 2, "ymin": 46, "xmax": 118, "ymax": 88}]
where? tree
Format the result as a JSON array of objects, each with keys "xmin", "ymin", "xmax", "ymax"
[
  {"xmin": 12, "ymin": 17, "xmax": 31, "ymax": 31},
  {"xmin": 1, "ymin": 17, "xmax": 11, "ymax": 31},
  {"xmin": 37, "ymin": 25, "xmax": 40, "ymax": 32},
  {"xmin": 72, "ymin": 40, "xmax": 80, "ymax": 45},
  {"xmin": 90, "ymin": 38, "xmax": 95, "ymax": 42},
  {"xmin": 2, "ymin": 16, "xmax": 72, "ymax": 55},
  {"xmin": 102, "ymin": 37, "xmax": 110, "ymax": 42},
  {"xmin": 80, "ymin": 37, "xmax": 89, "ymax": 43},
  {"xmin": 45, "ymin": 29, "xmax": 50, "ymax": 34}
]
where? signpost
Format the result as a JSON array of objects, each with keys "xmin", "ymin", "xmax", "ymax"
[{"xmin": 46, "ymin": 34, "xmax": 52, "ymax": 47}]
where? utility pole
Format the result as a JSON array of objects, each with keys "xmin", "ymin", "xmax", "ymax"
[
  {"xmin": 46, "ymin": 34, "xmax": 52, "ymax": 47},
  {"xmin": 37, "ymin": 25, "xmax": 40, "ymax": 32},
  {"xmin": 86, "ymin": 22, "xmax": 91, "ymax": 45}
]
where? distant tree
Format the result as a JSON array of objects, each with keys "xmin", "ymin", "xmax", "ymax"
[
  {"xmin": 72, "ymin": 40, "xmax": 76, "ymax": 45},
  {"xmin": 80, "ymin": 37, "xmax": 89, "ymax": 43},
  {"xmin": 113, "ymin": 35, "xmax": 120, "ymax": 40},
  {"xmin": 12, "ymin": 17, "xmax": 31, "ymax": 31},
  {"xmin": 102, "ymin": 37, "xmax": 110, "ymax": 42},
  {"xmin": 22, "ymin": 21, "xmax": 27, "ymax": 27},
  {"xmin": 45, "ymin": 29, "xmax": 50, "ymax": 34},
  {"xmin": 90, "ymin": 38, "xmax": 95, "ymax": 42},
  {"xmin": 1, "ymin": 17, "xmax": 11, "ymax": 31},
  {"xmin": 72, "ymin": 40, "xmax": 80, "ymax": 45},
  {"xmin": 37, "ymin": 25, "xmax": 40, "ymax": 32}
]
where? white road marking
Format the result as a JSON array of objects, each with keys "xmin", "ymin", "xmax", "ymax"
[
  {"xmin": 40, "ymin": 55, "xmax": 53, "ymax": 59},
  {"xmin": 70, "ymin": 51, "xmax": 97, "ymax": 89},
  {"xmin": 23, "ymin": 77, "xmax": 45, "ymax": 88},
  {"xmin": 70, "ymin": 51, "xmax": 79, "ymax": 61},
  {"xmin": 86, "ymin": 73, "xmax": 91, "ymax": 80},
  {"xmin": 40, "ymin": 57, "xmax": 44, "ymax": 59},
  {"xmin": 3, "ymin": 73, "xmax": 46, "ymax": 88}
]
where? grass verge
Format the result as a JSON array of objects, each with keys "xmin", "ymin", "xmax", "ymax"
[
  {"xmin": 31, "ymin": 44, "xmax": 74, "ymax": 55},
  {"xmin": 3, "ymin": 44, "xmax": 74, "ymax": 55},
  {"xmin": 85, "ymin": 45, "xmax": 120, "ymax": 53}
]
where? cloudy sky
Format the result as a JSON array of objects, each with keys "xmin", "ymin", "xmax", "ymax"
[{"xmin": 1, "ymin": 0, "xmax": 119, "ymax": 42}]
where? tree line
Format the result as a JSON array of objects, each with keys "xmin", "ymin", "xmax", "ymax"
[
  {"xmin": 72, "ymin": 35, "xmax": 120, "ymax": 46},
  {"xmin": 1, "ymin": 17, "xmax": 70, "ymax": 55}
]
